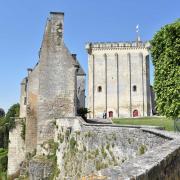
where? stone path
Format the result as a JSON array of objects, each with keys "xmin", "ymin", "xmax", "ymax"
[{"xmin": 86, "ymin": 118, "xmax": 112, "ymax": 124}]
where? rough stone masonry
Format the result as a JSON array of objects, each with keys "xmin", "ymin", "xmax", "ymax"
[{"xmin": 8, "ymin": 12, "xmax": 86, "ymax": 176}]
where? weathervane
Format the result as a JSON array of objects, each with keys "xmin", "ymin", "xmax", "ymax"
[{"xmin": 136, "ymin": 24, "xmax": 141, "ymax": 46}]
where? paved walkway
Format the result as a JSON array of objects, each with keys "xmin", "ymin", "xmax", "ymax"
[{"xmin": 86, "ymin": 118, "xmax": 112, "ymax": 124}]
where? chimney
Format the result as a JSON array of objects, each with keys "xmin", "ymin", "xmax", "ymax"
[
  {"xmin": 27, "ymin": 68, "xmax": 32, "ymax": 76},
  {"xmin": 50, "ymin": 12, "xmax": 64, "ymax": 41}
]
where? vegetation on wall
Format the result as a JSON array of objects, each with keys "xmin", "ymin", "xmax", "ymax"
[
  {"xmin": 20, "ymin": 119, "xmax": 26, "ymax": 141},
  {"xmin": 6, "ymin": 103, "xmax": 20, "ymax": 130},
  {"xmin": 0, "ymin": 103, "xmax": 20, "ymax": 178},
  {"xmin": 150, "ymin": 20, "xmax": 180, "ymax": 119}
]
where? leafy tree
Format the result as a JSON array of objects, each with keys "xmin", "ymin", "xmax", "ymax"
[
  {"xmin": 150, "ymin": 20, "xmax": 180, "ymax": 119},
  {"xmin": 0, "ymin": 103, "xmax": 20, "ymax": 149},
  {"xmin": 6, "ymin": 103, "xmax": 20, "ymax": 129},
  {"xmin": 77, "ymin": 108, "xmax": 90, "ymax": 120},
  {"xmin": 0, "ymin": 108, "xmax": 5, "ymax": 118}
]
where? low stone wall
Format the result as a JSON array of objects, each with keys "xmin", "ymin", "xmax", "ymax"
[
  {"xmin": 54, "ymin": 117, "xmax": 176, "ymax": 179},
  {"xmin": 95, "ymin": 129, "xmax": 180, "ymax": 180}
]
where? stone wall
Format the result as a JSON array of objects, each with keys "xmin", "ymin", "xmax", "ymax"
[
  {"xmin": 77, "ymin": 75, "xmax": 86, "ymax": 109},
  {"xmin": 54, "ymin": 118, "xmax": 172, "ymax": 179},
  {"xmin": 25, "ymin": 117, "xmax": 180, "ymax": 180},
  {"xmin": 8, "ymin": 118, "xmax": 25, "ymax": 176},
  {"xmin": 20, "ymin": 78, "xmax": 27, "ymax": 118},
  {"xmin": 26, "ymin": 65, "xmax": 39, "ymax": 153},
  {"xmin": 36, "ymin": 12, "xmax": 78, "ymax": 152},
  {"xmin": 95, "ymin": 129, "xmax": 180, "ymax": 180}
]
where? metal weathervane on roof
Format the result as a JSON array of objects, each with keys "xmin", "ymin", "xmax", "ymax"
[{"xmin": 136, "ymin": 24, "xmax": 141, "ymax": 46}]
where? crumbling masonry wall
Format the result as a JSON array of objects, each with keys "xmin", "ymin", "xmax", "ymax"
[
  {"xmin": 8, "ymin": 119, "xmax": 25, "ymax": 176},
  {"xmin": 54, "ymin": 118, "xmax": 169, "ymax": 179},
  {"xmin": 36, "ymin": 12, "xmax": 77, "ymax": 152},
  {"xmin": 26, "ymin": 65, "xmax": 39, "ymax": 153},
  {"xmin": 26, "ymin": 118, "xmax": 180, "ymax": 180}
]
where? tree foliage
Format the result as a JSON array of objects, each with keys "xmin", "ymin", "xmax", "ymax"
[
  {"xmin": 77, "ymin": 108, "xmax": 90, "ymax": 120},
  {"xmin": 0, "ymin": 103, "xmax": 20, "ymax": 149},
  {"xmin": 0, "ymin": 108, "xmax": 5, "ymax": 118},
  {"xmin": 6, "ymin": 103, "xmax": 20, "ymax": 129},
  {"xmin": 150, "ymin": 20, "xmax": 180, "ymax": 118}
]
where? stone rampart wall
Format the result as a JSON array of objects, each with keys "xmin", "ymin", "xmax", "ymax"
[
  {"xmin": 25, "ymin": 117, "xmax": 180, "ymax": 180},
  {"xmin": 54, "ymin": 117, "xmax": 173, "ymax": 179}
]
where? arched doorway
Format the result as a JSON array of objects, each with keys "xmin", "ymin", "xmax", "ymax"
[
  {"xmin": 133, "ymin": 110, "xmax": 138, "ymax": 117},
  {"xmin": 109, "ymin": 111, "xmax": 113, "ymax": 118}
]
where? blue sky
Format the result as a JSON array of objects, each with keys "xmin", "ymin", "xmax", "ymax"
[{"xmin": 0, "ymin": 0, "xmax": 179, "ymax": 111}]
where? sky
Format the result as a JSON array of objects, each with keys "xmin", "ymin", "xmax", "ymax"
[{"xmin": 0, "ymin": 0, "xmax": 179, "ymax": 111}]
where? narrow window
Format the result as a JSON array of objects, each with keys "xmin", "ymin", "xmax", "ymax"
[
  {"xmin": 133, "ymin": 85, "xmax": 137, "ymax": 92},
  {"xmin": 97, "ymin": 86, "xmax": 102, "ymax": 92}
]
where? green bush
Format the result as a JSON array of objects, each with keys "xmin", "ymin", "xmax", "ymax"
[
  {"xmin": 151, "ymin": 20, "xmax": 180, "ymax": 119},
  {"xmin": 0, "ymin": 149, "xmax": 8, "ymax": 172}
]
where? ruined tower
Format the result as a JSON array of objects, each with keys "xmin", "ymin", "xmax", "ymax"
[{"xmin": 8, "ymin": 12, "xmax": 85, "ymax": 176}]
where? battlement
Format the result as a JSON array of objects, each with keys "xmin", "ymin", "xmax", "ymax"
[{"xmin": 86, "ymin": 41, "xmax": 150, "ymax": 53}]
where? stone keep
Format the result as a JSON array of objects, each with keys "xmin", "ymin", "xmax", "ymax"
[
  {"xmin": 86, "ymin": 41, "xmax": 152, "ymax": 118},
  {"xmin": 8, "ymin": 12, "xmax": 85, "ymax": 176}
]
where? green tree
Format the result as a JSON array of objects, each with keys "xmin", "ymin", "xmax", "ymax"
[
  {"xmin": 0, "ymin": 108, "xmax": 5, "ymax": 118},
  {"xmin": 77, "ymin": 108, "xmax": 90, "ymax": 120},
  {"xmin": 150, "ymin": 20, "xmax": 180, "ymax": 119},
  {"xmin": 0, "ymin": 103, "xmax": 20, "ymax": 149},
  {"xmin": 6, "ymin": 103, "xmax": 20, "ymax": 129}
]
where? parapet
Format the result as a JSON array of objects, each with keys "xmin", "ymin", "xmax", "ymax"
[{"xmin": 85, "ymin": 41, "xmax": 151, "ymax": 54}]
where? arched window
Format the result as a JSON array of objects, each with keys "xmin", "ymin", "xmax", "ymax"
[
  {"xmin": 133, "ymin": 110, "xmax": 138, "ymax": 117},
  {"xmin": 97, "ymin": 86, "xmax": 102, "ymax": 92},
  {"xmin": 133, "ymin": 85, "xmax": 137, "ymax": 92}
]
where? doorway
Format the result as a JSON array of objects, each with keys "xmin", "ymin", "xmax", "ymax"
[
  {"xmin": 133, "ymin": 110, "xmax": 139, "ymax": 117},
  {"xmin": 109, "ymin": 111, "xmax": 113, "ymax": 118}
]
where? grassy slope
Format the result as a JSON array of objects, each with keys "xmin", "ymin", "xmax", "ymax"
[{"xmin": 113, "ymin": 117, "xmax": 174, "ymax": 131}]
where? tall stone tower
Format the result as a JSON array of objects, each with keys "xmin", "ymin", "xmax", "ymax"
[{"xmin": 86, "ymin": 41, "xmax": 152, "ymax": 118}]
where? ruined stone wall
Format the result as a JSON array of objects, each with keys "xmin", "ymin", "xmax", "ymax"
[
  {"xmin": 25, "ymin": 65, "xmax": 39, "ymax": 153},
  {"xmin": 96, "ymin": 129, "xmax": 180, "ymax": 180},
  {"xmin": 26, "ymin": 118, "xmax": 180, "ymax": 180},
  {"xmin": 37, "ymin": 12, "xmax": 77, "ymax": 151},
  {"xmin": 20, "ymin": 78, "xmax": 27, "ymax": 118},
  {"xmin": 86, "ymin": 42, "xmax": 152, "ymax": 118},
  {"xmin": 8, "ymin": 119, "xmax": 25, "ymax": 176},
  {"xmin": 54, "ymin": 118, "xmax": 168, "ymax": 179},
  {"xmin": 77, "ymin": 75, "xmax": 85, "ymax": 109}
]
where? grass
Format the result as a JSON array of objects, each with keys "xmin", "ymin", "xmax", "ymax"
[{"xmin": 113, "ymin": 116, "xmax": 175, "ymax": 131}]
